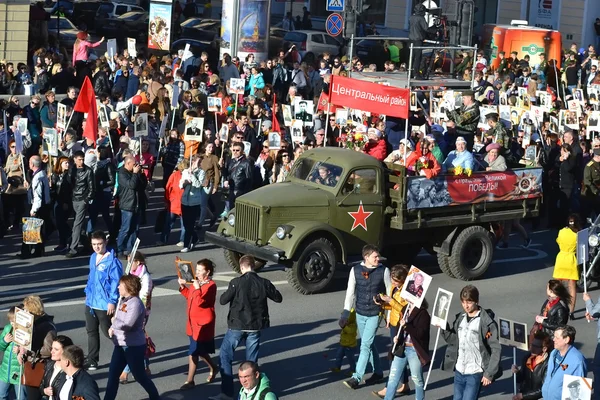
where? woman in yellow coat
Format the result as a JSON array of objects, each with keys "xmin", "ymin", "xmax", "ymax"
[{"xmin": 552, "ymin": 214, "xmax": 581, "ymax": 319}]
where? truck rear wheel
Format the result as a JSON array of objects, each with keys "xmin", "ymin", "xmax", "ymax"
[
  {"xmin": 287, "ymin": 237, "xmax": 337, "ymax": 295},
  {"xmin": 437, "ymin": 253, "xmax": 455, "ymax": 278},
  {"xmin": 224, "ymin": 250, "xmax": 266, "ymax": 274},
  {"xmin": 448, "ymin": 226, "xmax": 493, "ymax": 280}
]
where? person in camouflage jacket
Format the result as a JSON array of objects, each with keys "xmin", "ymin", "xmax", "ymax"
[
  {"xmin": 485, "ymin": 113, "xmax": 511, "ymax": 154},
  {"xmin": 446, "ymin": 90, "xmax": 480, "ymax": 150}
]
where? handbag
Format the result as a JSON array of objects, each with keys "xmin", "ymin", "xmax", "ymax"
[
  {"xmin": 145, "ymin": 334, "xmax": 156, "ymax": 358},
  {"xmin": 21, "ymin": 359, "xmax": 46, "ymax": 387}
]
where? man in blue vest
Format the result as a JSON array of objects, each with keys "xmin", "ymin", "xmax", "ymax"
[{"xmin": 340, "ymin": 244, "xmax": 391, "ymax": 389}]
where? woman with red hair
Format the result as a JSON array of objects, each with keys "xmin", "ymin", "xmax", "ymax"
[{"xmin": 72, "ymin": 31, "xmax": 104, "ymax": 81}]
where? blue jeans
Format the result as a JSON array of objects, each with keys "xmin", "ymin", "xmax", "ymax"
[
  {"xmin": 568, "ymin": 85, "xmax": 577, "ymax": 94},
  {"xmin": 104, "ymin": 345, "xmax": 159, "ymax": 400},
  {"xmin": 87, "ymin": 191, "xmax": 112, "ymax": 234},
  {"xmin": 384, "ymin": 347, "xmax": 424, "ymax": 400},
  {"xmin": 334, "ymin": 345, "xmax": 356, "ymax": 371},
  {"xmin": 453, "ymin": 371, "xmax": 483, "ymax": 400},
  {"xmin": 117, "ymin": 209, "xmax": 139, "ymax": 254},
  {"xmin": 353, "ymin": 314, "xmax": 382, "ymax": 381},
  {"xmin": 160, "ymin": 212, "xmax": 185, "ymax": 243},
  {"xmin": 219, "ymin": 329, "xmax": 261, "ymax": 398},
  {"xmin": 0, "ymin": 380, "xmax": 26, "ymax": 400}
]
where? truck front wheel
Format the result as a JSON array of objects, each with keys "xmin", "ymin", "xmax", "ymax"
[
  {"xmin": 224, "ymin": 250, "xmax": 266, "ymax": 274},
  {"xmin": 437, "ymin": 253, "xmax": 456, "ymax": 278},
  {"xmin": 448, "ymin": 226, "xmax": 494, "ymax": 280},
  {"xmin": 287, "ymin": 237, "xmax": 337, "ymax": 295}
]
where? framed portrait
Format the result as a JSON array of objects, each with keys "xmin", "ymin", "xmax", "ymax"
[
  {"xmin": 99, "ymin": 106, "xmax": 110, "ymax": 128},
  {"xmin": 294, "ymin": 98, "xmax": 314, "ymax": 127},
  {"xmin": 561, "ymin": 375, "xmax": 592, "ymax": 400},
  {"xmin": 207, "ymin": 96, "xmax": 223, "ymax": 113},
  {"xmin": 268, "ymin": 132, "xmax": 281, "ymax": 150},
  {"xmin": 525, "ymin": 145, "xmax": 537, "ymax": 161},
  {"xmin": 335, "ymin": 108, "xmax": 349, "ymax": 126},
  {"xmin": 512, "ymin": 322, "xmax": 528, "ymax": 350},
  {"xmin": 282, "ymin": 104, "xmax": 293, "ymax": 127},
  {"xmin": 43, "ymin": 128, "xmax": 59, "ymax": 157},
  {"xmin": 410, "ymin": 91, "xmax": 417, "ymax": 111},
  {"xmin": 589, "ymin": 87, "xmax": 599, "ymax": 104},
  {"xmin": 184, "ymin": 117, "xmax": 204, "ymax": 142},
  {"xmin": 17, "ymin": 117, "xmax": 27, "ymax": 135},
  {"xmin": 176, "ymin": 259, "xmax": 195, "ymax": 283},
  {"xmin": 499, "ymin": 92, "xmax": 508, "ymax": 106},
  {"xmin": 229, "ymin": 78, "xmax": 246, "ymax": 95},
  {"xmin": 574, "ymin": 89, "xmax": 585, "ymax": 104},
  {"xmin": 550, "ymin": 116, "xmax": 559, "ymax": 133},
  {"xmin": 399, "ymin": 266, "xmax": 432, "ymax": 309},
  {"xmin": 242, "ymin": 141, "xmax": 251, "ymax": 157},
  {"xmin": 509, "ymin": 107, "xmax": 523, "ymax": 128},
  {"xmin": 498, "ymin": 318, "xmax": 511, "ymax": 344},
  {"xmin": 251, "ymin": 119, "xmax": 262, "ymax": 132},
  {"xmin": 291, "ymin": 120, "xmax": 304, "ymax": 143},
  {"xmin": 218, "ymin": 124, "xmax": 229, "ymax": 142},
  {"xmin": 134, "ymin": 113, "xmax": 148, "ymax": 137},
  {"xmin": 431, "ymin": 288, "xmax": 453, "ymax": 328},
  {"xmin": 57, "ymin": 103, "xmax": 67, "ymax": 130}
]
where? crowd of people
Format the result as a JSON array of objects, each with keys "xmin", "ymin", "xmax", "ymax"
[{"xmin": 4, "ymin": 1, "xmax": 600, "ymax": 398}]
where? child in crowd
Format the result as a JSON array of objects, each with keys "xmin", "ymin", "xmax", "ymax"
[
  {"xmin": 0, "ymin": 306, "xmax": 25, "ymax": 400},
  {"xmin": 331, "ymin": 308, "xmax": 357, "ymax": 374}
]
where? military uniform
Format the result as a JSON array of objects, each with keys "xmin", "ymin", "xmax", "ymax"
[
  {"xmin": 582, "ymin": 155, "xmax": 600, "ymax": 219},
  {"xmin": 446, "ymin": 99, "xmax": 480, "ymax": 150},
  {"xmin": 455, "ymin": 55, "xmax": 472, "ymax": 77},
  {"xmin": 486, "ymin": 120, "xmax": 511, "ymax": 152},
  {"xmin": 497, "ymin": 58, "xmax": 509, "ymax": 76}
]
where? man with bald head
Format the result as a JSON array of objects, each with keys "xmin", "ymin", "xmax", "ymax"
[
  {"xmin": 18, "ymin": 155, "xmax": 51, "ymax": 259},
  {"xmin": 116, "ymin": 155, "xmax": 147, "ymax": 258}
]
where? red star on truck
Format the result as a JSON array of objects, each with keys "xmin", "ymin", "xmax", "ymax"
[{"xmin": 348, "ymin": 201, "xmax": 373, "ymax": 231}]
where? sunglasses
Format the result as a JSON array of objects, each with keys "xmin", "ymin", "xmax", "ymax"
[
  {"xmin": 232, "ymin": 149, "xmax": 241, "ymax": 152},
  {"xmin": 227, "ymin": 121, "xmax": 234, "ymax": 123},
  {"xmin": 282, "ymin": 154, "xmax": 289, "ymax": 157}
]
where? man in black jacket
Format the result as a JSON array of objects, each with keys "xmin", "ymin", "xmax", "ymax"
[
  {"xmin": 409, "ymin": 4, "xmax": 429, "ymax": 79},
  {"xmin": 211, "ymin": 255, "xmax": 282, "ymax": 400},
  {"xmin": 116, "ymin": 155, "xmax": 147, "ymax": 257},
  {"xmin": 58, "ymin": 345, "xmax": 100, "ymax": 400},
  {"xmin": 66, "ymin": 150, "xmax": 95, "ymax": 258},
  {"xmin": 221, "ymin": 142, "xmax": 253, "ymax": 217},
  {"xmin": 86, "ymin": 147, "xmax": 116, "ymax": 235}
]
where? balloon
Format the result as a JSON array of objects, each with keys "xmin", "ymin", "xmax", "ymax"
[{"xmin": 132, "ymin": 95, "xmax": 142, "ymax": 105}]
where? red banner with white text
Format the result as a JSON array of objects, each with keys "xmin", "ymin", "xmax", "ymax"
[{"xmin": 329, "ymin": 75, "xmax": 410, "ymax": 119}]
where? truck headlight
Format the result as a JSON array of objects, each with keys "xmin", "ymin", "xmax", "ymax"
[
  {"xmin": 275, "ymin": 226, "xmax": 286, "ymax": 240},
  {"xmin": 590, "ymin": 235, "xmax": 599, "ymax": 247},
  {"xmin": 227, "ymin": 213, "xmax": 235, "ymax": 227}
]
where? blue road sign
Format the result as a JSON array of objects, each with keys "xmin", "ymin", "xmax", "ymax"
[
  {"xmin": 326, "ymin": 13, "xmax": 343, "ymax": 37},
  {"xmin": 326, "ymin": 0, "xmax": 345, "ymax": 12}
]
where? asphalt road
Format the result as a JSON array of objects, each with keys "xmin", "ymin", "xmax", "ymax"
[{"xmin": 1, "ymin": 181, "xmax": 599, "ymax": 400}]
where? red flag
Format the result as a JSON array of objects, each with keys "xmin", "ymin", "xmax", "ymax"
[
  {"xmin": 317, "ymin": 91, "xmax": 337, "ymax": 113},
  {"xmin": 73, "ymin": 76, "xmax": 98, "ymax": 143},
  {"xmin": 272, "ymin": 94, "xmax": 281, "ymax": 133}
]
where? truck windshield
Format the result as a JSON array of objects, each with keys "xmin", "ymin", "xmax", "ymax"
[{"xmin": 290, "ymin": 158, "xmax": 343, "ymax": 188}]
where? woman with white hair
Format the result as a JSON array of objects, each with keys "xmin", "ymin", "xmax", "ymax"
[
  {"xmin": 384, "ymin": 139, "xmax": 414, "ymax": 165},
  {"xmin": 442, "ymin": 136, "xmax": 474, "ymax": 175}
]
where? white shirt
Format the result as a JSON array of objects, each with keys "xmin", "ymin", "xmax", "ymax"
[{"xmin": 59, "ymin": 375, "xmax": 74, "ymax": 400}]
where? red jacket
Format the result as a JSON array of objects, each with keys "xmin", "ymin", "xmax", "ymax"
[
  {"xmin": 165, "ymin": 170, "xmax": 184, "ymax": 215},
  {"xmin": 179, "ymin": 280, "xmax": 216, "ymax": 341},
  {"xmin": 405, "ymin": 151, "xmax": 441, "ymax": 179},
  {"xmin": 363, "ymin": 139, "xmax": 387, "ymax": 161}
]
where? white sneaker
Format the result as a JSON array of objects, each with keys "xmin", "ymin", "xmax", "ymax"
[
  {"xmin": 181, "ymin": 247, "xmax": 190, "ymax": 253},
  {"xmin": 176, "ymin": 241, "xmax": 184, "ymax": 247}
]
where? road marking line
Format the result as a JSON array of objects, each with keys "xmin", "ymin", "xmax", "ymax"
[{"xmin": 0, "ymin": 280, "xmax": 290, "ymax": 311}]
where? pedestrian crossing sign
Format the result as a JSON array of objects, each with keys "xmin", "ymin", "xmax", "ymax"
[{"xmin": 326, "ymin": 0, "xmax": 345, "ymax": 12}]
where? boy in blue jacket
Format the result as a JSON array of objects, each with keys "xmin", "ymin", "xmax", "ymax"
[{"xmin": 0, "ymin": 307, "xmax": 25, "ymax": 400}]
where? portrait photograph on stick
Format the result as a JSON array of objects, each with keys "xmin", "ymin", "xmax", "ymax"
[
  {"xmin": 184, "ymin": 117, "xmax": 204, "ymax": 142},
  {"xmin": 399, "ymin": 266, "xmax": 432, "ymax": 308},
  {"xmin": 561, "ymin": 375, "xmax": 592, "ymax": 400},
  {"xmin": 431, "ymin": 288, "xmax": 453, "ymax": 327}
]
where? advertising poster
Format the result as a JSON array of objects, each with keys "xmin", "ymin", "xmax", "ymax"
[
  {"xmin": 406, "ymin": 168, "xmax": 543, "ymax": 209},
  {"xmin": 236, "ymin": 0, "xmax": 271, "ymax": 61},
  {"xmin": 148, "ymin": 2, "xmax": 172, "ymax": 51},
  {"xmin": 528, "ymin": 0, "xmax": 561, "ymax": 30},
  {"xmin": 220, "ymin": 0, "xmax": 235, "ymax": 59}
]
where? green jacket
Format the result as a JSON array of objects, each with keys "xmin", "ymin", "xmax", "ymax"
[
  {"xmin": 238, "ymin": 373, "xmax": 278, "ymax": 400},
  {"xmin": 446, "ymin": 103, "xmax": 480, "ymax": 136},
  {"xmin": 0, "ymin": 324, "xmax": 21, "ymax": 385}
]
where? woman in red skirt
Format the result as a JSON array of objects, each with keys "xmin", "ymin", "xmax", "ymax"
[{"xmin": 178, "ymin": 259, "xmax": 218, "ymax": 390}]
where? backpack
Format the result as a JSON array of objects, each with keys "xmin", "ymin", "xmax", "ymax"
[{"xmin": 258, "ymin": 388, "xmax": 277, "ymax": 400}]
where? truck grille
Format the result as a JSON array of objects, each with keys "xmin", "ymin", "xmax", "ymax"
[{"xmin": 235, "ymin": 203, "xmax": 261, "ymax": 242}]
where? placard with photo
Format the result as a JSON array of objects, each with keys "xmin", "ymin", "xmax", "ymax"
[
  {"xmin": 410, "ymin": 91, "xmax": 417, "ymax": 111},
  {"xmin": 175, "ymin": 259, "xmax": 195, "ymax": 283},
  {"xmin": 499, "ymin": 92, "xmax": 508, "ymax": 106},
  {"xmin": 335, "ymin": 108, "xmax": 349, "ymax": 126},
  {"xmin": 57, "ymin": 103, "xmax": 67, "ymax": 130},
  {"xmin": 574, "ymin": 89, "xmax": 585, "ymax": 104},
  {"xmin": 184, "ymin": 117, "xmax": 204, "ymax": 142},
  {"xmin": 291, "ymin": 120, "xmax": 304, "ymax": 143},
  {"xmin": 399, "ymin": 266, "xmax": 432, "ymax": 309},
  {"xmin": 251, "ymin": 119, "xmax": 262, "ymax": 132},
  {"xmin": 242, "ymin": 141, "xmax": 251, "ymax": 157},
  {"xmin": 294, "ymin": 98, "xmax": 314, "ymax": 127},
  {"xmin": 561, "ymin": 375, "xmax": 592, "ymax": 400},
  {"xmin": 134, "ymin": 113, "xmax": 148, "ymax": 137},
  {"xmin": 17, "ymin": 118, "xmax": 27, "ymax": 135},
  {"xmin": 229, "ymin": 78, "xmax": 246, "ymax": 95},
  {"xmin": 268, "ymin": 132, "xmax": 281, "ymax": 149},
  {"xmin": 497, "ymin": 318, "xmax": 528, "ymax": 350},
  {"xmin": 218, "ymin": 124, "xmax": 229, "ymax": 142},
  {"xmin": 431, "ymin": 288, "xmax": 453, "ymax": 328},
  {"xmin": 207, "ymin": 96, "xmax": 223, "ymax": 113},
  {"xmin": 589, "ymin": 87, "xmax": 599, "ymax": 104},
  {"xmin": 43, "ymin": 128, "xmax": 59, "ymax": 157},
  {"xmin": 99, "ymin": 105, "xmax": 110, "ymax": 128},
  {"xmin": 127, "ymin": 37, "xmax": 137, "ymax": 58},
  {"xmin": 282, "ymin": 104, "xmax": 293, "ymax": 127}
]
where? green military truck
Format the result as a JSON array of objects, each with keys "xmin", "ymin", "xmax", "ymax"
[{"xmin": 206, "ymin": 147, "xmax": 542, "ymax": 294}]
